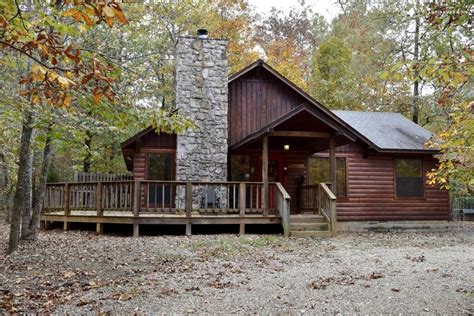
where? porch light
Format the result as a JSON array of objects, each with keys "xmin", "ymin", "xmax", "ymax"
[{"xmin": 284, "ymin": 144, "xmax": 290, "ymax": 151}]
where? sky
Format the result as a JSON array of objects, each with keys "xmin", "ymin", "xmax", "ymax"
[{"xmin": 247, "ymin": 0, "xmax": 341, "ymax": 22}]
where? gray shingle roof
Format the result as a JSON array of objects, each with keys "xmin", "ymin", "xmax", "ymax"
[{"xmin": 332, "ymin": 111, "xmax": 434, "ymax": 151}]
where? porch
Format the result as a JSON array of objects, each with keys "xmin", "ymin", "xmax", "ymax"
[{"xmin": 40, "ymin": 180, "xmax": 336, "ymax": 237}]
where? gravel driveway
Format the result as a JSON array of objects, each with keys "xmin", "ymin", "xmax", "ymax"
[{"xmin": 1, "ymin": 221, "xmax": 473, "ymax": 314}]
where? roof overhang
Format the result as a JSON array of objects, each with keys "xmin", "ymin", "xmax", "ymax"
[
  {"xmin": 229, "ymin": 59, "xmax": 438, "ymax": 156},
  {"xmin": 229, "ymin": 104, "xmax": 357, "ymax": 152}
]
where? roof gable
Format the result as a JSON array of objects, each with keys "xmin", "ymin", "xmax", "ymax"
[{"xmin": 228, "ymin": 59, "xmax": 358, "ymax": 147}]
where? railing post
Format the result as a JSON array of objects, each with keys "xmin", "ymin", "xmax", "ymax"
[
  {"xmin": 283, "ymin": 197, "xmax": 290, "ymax": 237},
  {"xmin": 133, "ymin": 181, "xmax": 140, "ymax": 237},
  {"xmin": 331, "ymin": 198, "xmax": 337, "ymax": 236},
  {"xmin": 317, "ymin": 184, "xmax": 321, "ymax": 215},
  {"xmin": 185, "ymin": 181, "xmax": 192, "ymax": 236},
  {"xmin": 329, "ymin": 136, "xmax": 337, "ymax": 196},
  {"xmin": 239, "ymin": 182, "xmax": 246, "ymax": 235},
  {"xmin": 262, "ymin": 134, "xmax": 269, "ymax": 215},
  {"xmin": 96, "ymin": 182, "xmax": 103, "ymax": 234},
  {"xmin": 63, "ymin": 183, "xmax": 70, "ymax": 231}
]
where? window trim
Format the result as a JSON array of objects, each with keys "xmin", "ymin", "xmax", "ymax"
[
  {"xmin": 393, "ymin": 158, "xmax": 425, "ymax": 199},
  {"xmin": 307, "ymin": 156, "xmax": 348, "ymax": 199}
]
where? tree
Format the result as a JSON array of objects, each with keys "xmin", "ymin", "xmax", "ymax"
[
  {"xmin": 255, "ymin": 1, "xmax": 324, "ymax": 90},
  {"xmin": 1, "ymin": 0, "xmax": 128, "ymax": 253},
  {"xmin": 423, "ymin": 1, "xmax": 473, "ymax": 194},
  {"xmin": 311, "ymin": 36, "xmax": 353, "ymax": 109}
]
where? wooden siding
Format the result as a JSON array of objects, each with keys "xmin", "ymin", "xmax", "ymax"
[
  {"xmin": 314, "ymin": 142, "xmax": 450, "ymax": 221},
  {"xmin": 228, "ymin": 69, "xmax": 307, "ymax": 146},
  {"xmin": 130, "ymin": 132, "xmax": 176, "ymax": 182},
  {"xmin": 283, "ymin": 153, "xmax": 307, "ymax": 212},
  {"xmin": 140, "ymin": 132, "xmax": 176, "ymax": 149}
]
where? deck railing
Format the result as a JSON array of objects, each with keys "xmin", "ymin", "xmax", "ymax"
[
  {"xmin": 42, "ymin": 181, "xmax": 338, "ymax": 236},
  {"xmin": 299, "ymin": 183, "xmax": 337, "ymax": 234},
  {"xmin": 44, "ymin": 181, "xmax": 282, "ymax": 216}
]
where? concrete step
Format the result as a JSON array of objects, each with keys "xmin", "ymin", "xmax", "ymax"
[
  {"xmin": 290, "ymin": 230, "xmax": 334, "ymax": 238},
  {"xmin": 290, "ymin": 215, "xmax": 326, "ymax": 223},
  {"xmin": 290, "ymin": 222, "xmax": 330, "ymax": 231}
]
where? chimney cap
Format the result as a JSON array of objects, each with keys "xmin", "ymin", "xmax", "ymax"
[{"xmin": 197, "ymin": 29, "xmax": 209, "ymax": 39}]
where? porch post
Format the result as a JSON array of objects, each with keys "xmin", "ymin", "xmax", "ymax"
[
  {"xmin": 262, "ymin": 134, "xmax": 269, "ymax": 215},
  {"xmin": 329, "ymin": 136, "xmax": 337, "ymax": 196}
]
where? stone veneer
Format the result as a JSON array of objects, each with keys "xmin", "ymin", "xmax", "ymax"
[{"xmin": 175, "ymin": 36, "xmax": 228, "ymax": 182}]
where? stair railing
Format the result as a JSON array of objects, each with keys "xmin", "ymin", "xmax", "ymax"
[
  {"xmin": 320, "ymin": 183, "xmax": 337, "ymax": 234},
  {"xmin": 276, "ymin": 182, "xmax": 291, "ymax": 237}
]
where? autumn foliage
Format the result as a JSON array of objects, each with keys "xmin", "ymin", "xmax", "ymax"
[{"xmin": 0, "ymin": 0, "xmax": 128, "ymax": 107}]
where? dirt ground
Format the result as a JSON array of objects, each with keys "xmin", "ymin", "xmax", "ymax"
[{"xmin": 1, "ymin": 221, "xmax": 473, "ymax": 314}]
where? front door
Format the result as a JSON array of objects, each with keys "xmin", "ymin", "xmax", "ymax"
[{"xmin": 268, "ymin": 154, "xmax": 285, "ymax": 185}]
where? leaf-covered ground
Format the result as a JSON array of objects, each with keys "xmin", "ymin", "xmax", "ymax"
[{"xmin": 1, "ymin": 221, "xmax": 473, "ymax": 314}]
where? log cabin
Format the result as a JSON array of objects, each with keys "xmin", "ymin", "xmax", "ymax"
[{"xmin": 41, "ymin": 30, "xmax": 449, "ymax": 236}]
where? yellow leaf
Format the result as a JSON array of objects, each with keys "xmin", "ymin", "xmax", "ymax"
[
  {"xmin": 31, "ymin": 71, "xmax": 45, "ymax": 82},
  {"xmin": 32, "ymin": 64, "xmax": 47, "ymax": 75},
  {"xmin": 48, "ymin": 71, "xmax": 58, "ymax": 81},
  {"xmin": 57, "ymin": 76, "xmax": 75, "ymax": 88},
  {"xmin": 32, "ymin": 94, "xmax": 40, "ymax": 104},
  {"xmin": 57, "ymin": 76, "xmax": 69, "ymax": 87},
  {"xmin": 103, "ymin": 6, "xmax": 115, "ymax": 18}
]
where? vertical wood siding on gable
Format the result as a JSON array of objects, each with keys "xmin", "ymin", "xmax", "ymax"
[{"xmin": 229, "ymin": 74, "xmax": 307, "ymax": 146}]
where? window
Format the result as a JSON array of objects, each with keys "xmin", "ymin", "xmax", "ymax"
[
  {"xmin": 395, "ymin": 159, "xmax": 423, "ymax": 197},
  {"xmin": 146, "ymin": 153, "xmax": 175, "ymax": 206},
  {"xmin": 230, "ymin": 155, "xmax": 250, "ymax": 181},
  {"xmin": 230, "ymin": 155, "xmax": 258, "ymax": 181},
  {"xmin": 147, "ymin": 153, "xmax": 174, "ymax": 180},
  {"xmin": 307, "ymin": 157, "xmax": 347, "ymax": 197}
]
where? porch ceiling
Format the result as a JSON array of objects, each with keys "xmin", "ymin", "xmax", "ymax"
[
  {"xmin": 236, "ymin": 134, "xmax": 350, "ymax": 153},
  {"xmin": 229, "ymin": 104, "xmax": 355, "ymax": 153}
]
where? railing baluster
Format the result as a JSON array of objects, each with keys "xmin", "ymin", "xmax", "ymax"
[
  {"xmin": 162, "ymin": 183, "xmax": 165, "ymax": 210},
  {"xmin": 146, "ymin": 182, "xmax": 150, "ymax": 211}
]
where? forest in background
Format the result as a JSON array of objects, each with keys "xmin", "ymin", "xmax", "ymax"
[{"xmin": 0, "ymin": 1, "xmax": 472, "ymax": 252}]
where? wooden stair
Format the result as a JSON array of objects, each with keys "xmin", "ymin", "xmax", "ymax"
[{"xmin": 289, "ymin": 214, "xmax": 334, "ymax": 237}]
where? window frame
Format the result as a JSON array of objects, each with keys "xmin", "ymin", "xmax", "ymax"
[
  {"xmin": 307, "ymin": 156, "xmax": 348, "ymax": 198},
  {"xmin": 394, "ymin": 158, "xmax": 425, "ymax": 199}
]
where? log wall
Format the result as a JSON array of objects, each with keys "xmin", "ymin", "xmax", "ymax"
[{"xmin": 315, "ymin": 142, "xmax": 450, "ymax": 221}]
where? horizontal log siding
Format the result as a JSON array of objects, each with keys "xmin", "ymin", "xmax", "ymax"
[
  {"xmin": 133, "ymin": 153, "xmax": 146, "ymax": 180},
  {"xmin": 327, "ymin": 144, "xmax": 450, "ymax": 221},
  {"xmin": 130, "ymin": 132, "xmax": 177, "ymax": 207}
]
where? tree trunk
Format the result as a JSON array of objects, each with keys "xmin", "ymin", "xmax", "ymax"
[
  {"xmin": 0, "ymin": 152, "xmax": 10, "ymax": 222},
  {"xmin": 23, "ymin": 124, "xmax": 53, "ymax": 240},
  {"xmin": 412, "ymin": 2, "xmax": 420, "ymax": 124},
  {"xmin": 20, "ymin": 131, "xmax": 35, "ymax": 239},
  {"xmin": 83, "ymin": 130, "xmax": 93, "ymax": 172},
  {"xmin": 8, "ymin": 110, "xmax": 34, "ymax": 254}
]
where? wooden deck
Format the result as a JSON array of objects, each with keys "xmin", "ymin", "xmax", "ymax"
[{"xmin": 40, "ymin": 180, "xmax": 336, "ymax": 237}]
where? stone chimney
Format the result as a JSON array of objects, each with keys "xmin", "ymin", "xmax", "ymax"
[{"xmin": 175, "ymin": 31, "xmax": 228, "ymax": 182}]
